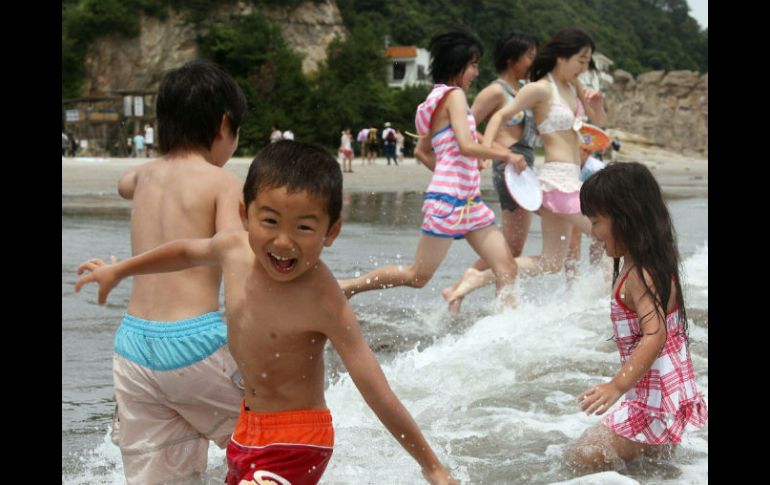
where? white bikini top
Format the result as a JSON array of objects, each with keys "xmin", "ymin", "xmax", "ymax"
[{"xmin": 537, "ymin": 73, "xmax": 585, "ymax": 135}]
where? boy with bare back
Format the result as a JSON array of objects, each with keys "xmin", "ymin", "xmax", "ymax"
[
  {"xmin": 76, "ymin": 141, "xmax": 458, "ymax": 484},
  {"xmin": 87, "ymin": 59, "xmax": 248, "ymax": 484}
]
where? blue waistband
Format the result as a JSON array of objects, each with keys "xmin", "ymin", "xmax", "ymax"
[
  {"xmin": 424, "ymin": 192, "xmax": 482, "ymax": 207},
  {"xmin": 115, "ymin": 311, "xmax": 228, "ymax": 371}
]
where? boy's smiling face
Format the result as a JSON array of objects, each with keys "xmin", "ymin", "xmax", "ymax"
[{"xmin": 243, "ymin": 186, "xmax": 341, "ymax": 282}]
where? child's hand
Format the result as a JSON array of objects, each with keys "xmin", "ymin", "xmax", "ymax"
[
  {"xmin": 75, "ymin": 256, "xmax": 120, "ymax": 304},
  {"xmin": 581, "ymin": 88, "xmax": 604, "ymax": 112},
  {"xmin": 478, "ymin": 158, "xmax": 490, "ymax": 170},
  {"xmin": 578, "ymin": 381, "xmax": 623, "ymax": 416},
  {"xmin": 507, "ymin": 153, "xmax": 527, "ymax": 173},
  {"xmin": 423, "ymin": 465, "xmax": 459, "ymax": 485}
]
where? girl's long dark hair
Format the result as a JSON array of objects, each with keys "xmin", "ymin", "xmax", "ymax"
[
  {"xmin": 580, "ymin": 162, "xmax": 688, "ymax": 341},
  {"xmin": 530, "ymin": 27, "xmax": 596, "ymax": 82}
]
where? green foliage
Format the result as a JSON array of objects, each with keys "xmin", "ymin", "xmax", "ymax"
[
  {"xmin": 199, "ymin": 10, "xmax": 311, "ymax": 154},
  {"xmin": 62, "ymin": 0, "xmax": 707, "ymax": 152}
]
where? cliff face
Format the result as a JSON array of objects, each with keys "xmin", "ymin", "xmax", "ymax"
[
  {"xmin": 81, "ymin": 1, "xmax": 347, "ymax": 95},
  {"xmin": 606, "ymin": 69, "xmax": 708, "ymax": 157},
  {"xmin": 82, "ymin": 10, "xmax": 198, "ymax": 95}
]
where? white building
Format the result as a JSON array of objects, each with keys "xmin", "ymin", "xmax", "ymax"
[
  {"xmin": 579, "ymin": 52, "xmax": 615, "ymax": 93},
  {"xmin": 385, "ymin": 46, "xmax": 431, "ymax": 89}
]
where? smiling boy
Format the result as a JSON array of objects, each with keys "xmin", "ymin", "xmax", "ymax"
[{"xmin": 76, "ymin": 141, "xmax": 457, "ymax": 485}]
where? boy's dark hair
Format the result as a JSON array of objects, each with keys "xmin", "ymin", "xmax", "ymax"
[
  {"xmin": 581, "ymin": 162, "xmax": 688, "ymax": 342},
  {"xmin": 530, "ymin": 27, "xmax": 596, "ymax": 82},
  {"xmin": 243, "ymin": 141, "xmax": 343, "ymax": 228},
  {"xmin": 493, "ymin": 32, "xmax": 539, "ymax": 73},
  {"xmin": 156, "ymin": 60, "xmax": 247, "ymax": 154},
  {"xmin": 428, "ymin": 31, "xmax": 484, "ymax": 84}
]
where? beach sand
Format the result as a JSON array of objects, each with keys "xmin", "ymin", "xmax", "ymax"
[{"xmin": 62, "ymin": 144, "xmax": 707, "ymax": 214}]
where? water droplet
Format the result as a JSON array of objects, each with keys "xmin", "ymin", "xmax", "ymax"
[
  {"xmin": 560, "ymin": 235, "xmax": 566, "ymax": 241},
  {"xmin": 250, "ymin": 463, "xmax": 256, "ymax": 468},
  {"xmin": 275, "ymin": 353, "xmax": 280, "ymax": 358},
  {"xmin": 354, "ymin": 271, "xmax": 361, "ymax": 277},
  {"xmin": 261, "ymin": 372, "xmax": 267, "ymax": 379},
  {"xmin": 400, "ymin": 434, "xmax": 405, "ymax": 439},
  {"xmin": 311, "ymin": 338, "xmax": 316, "ymax": 343},
  {"xmin": 366, "ymin": 278, "xmax": 371, "ymax": 284},
  {"xmin": 309, "ymin": 355, "xmax": 313, "ymax": 360}
]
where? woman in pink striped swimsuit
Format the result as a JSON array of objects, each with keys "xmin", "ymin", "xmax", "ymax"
[
  {"xmin": 340, "ymin": 31, "xmax": 526, "ymax": 304},
  {"xmin": 565, "ymin": 162, "xmax": 707, "ymax": 472}
]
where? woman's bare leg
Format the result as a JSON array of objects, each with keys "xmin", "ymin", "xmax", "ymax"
[
  {"xmin": 442, "ymin": 207, "xmax": 531, "ymax": 312},
  {"xmin": 339, "ymin": 234, "xmax": 453, "ymax": 298}
]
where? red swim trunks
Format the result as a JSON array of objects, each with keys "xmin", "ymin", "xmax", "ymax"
[{"xmin": 225, "ymin": 402, "xmax": 334, "ymax": 485}]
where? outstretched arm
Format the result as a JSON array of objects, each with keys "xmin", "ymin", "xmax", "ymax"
[
  {"xmin": 578, "ymin": 269, "xmax": 667, "ymax": 415},
  {"xmin": 446, "ymin": 90, "xmax": 522, "ymax": 172},
  {"xmin": 327, "ymin": 302, "xmax": 457, "ymax": 484},
  {"xmin": 75, "ymin": 237, "xmax": 221, "ymax": 304}
]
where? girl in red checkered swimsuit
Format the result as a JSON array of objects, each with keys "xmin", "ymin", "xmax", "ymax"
[{"xmin": 564, "ymin": 162, "xmax": 707, "ymax": 473}]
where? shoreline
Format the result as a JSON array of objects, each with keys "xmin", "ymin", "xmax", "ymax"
[{"xmin": 62, "ymin": 146, "xmax": 707, "ymax": 214}]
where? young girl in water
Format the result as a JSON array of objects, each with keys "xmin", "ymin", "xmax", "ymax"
[
  {"xmin": 339, "ymin": 31, "xmax": 526, "ymax": 303},
  {"xmin": 565, "ymin": 162, "xmax": 708, "ymax": 472}
]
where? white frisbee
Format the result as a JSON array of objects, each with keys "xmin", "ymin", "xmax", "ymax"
[{"xmin": 504, "ymin": 165, "xmax": 543, "ymax": 211}]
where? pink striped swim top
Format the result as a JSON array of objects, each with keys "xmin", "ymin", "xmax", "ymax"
[{"xmin": 415, "ymin": 84, "xmax": 481, "ymax": 201}]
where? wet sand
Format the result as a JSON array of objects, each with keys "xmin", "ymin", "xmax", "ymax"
[{"xmin": 62, "ymin": 146, "xmax": 707, "ymax": 214}]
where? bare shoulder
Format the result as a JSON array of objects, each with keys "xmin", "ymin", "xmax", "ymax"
[
  {"xmin": 521, "ymin": 80, "xmax": 549, "ymax": 98},
  {"xmin": 307, "ymin": 262, "xmax": 349, "ymax": 324}
]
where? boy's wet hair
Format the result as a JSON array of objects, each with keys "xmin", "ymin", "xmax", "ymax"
[
  {"xmin": 428, "ymin": 31, "xmax": 484, "ymax": 84},
  {"xmin": 493, "ymin": 32, "xmax": 539, "ymax": 74},
  {"xmin": 156, "ymin": 60, "xmax": 247, "ymax": 154},
  {"xmin": 244, "ymin": 141, "xmax": 343, "ymax": 228}
]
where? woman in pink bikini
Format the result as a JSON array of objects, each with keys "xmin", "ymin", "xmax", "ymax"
[
  {"xmin": 565, "ymin": 161, "xmax": 707, "ymax": 471},
  {"xmin": 443, "ymin": 27, "xmax": 607, "ymax": 308},
  {"xmin": 340, "ymin": 31, "xmax": 526, "ymax": 305}
]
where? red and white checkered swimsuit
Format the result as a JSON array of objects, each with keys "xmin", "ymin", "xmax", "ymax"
[{"xmin": 602, "ymin": 270, "xmax": 708, "ymax": 445}]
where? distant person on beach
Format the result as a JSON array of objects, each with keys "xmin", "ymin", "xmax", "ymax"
[
  {"xmin": 76, "ymin": 141, "xmax": 459, "ymax": 485},
  {"xmin": 441, "ymin": 27, "xmax": 607, "ymax": 310},
  {"xmin": 339, "ymin": 31, "xmax": 524, "ymax": 306},
  {"xmin": 382, "ymin": 121, "xmax": 398, "ymax": 166},
  {"xmin": 132, "ymin": 130, "xmax": 145, "ymax": 158},
  {"xmin": 74, "ymin": 60, "xmax": 247, "ymax": 484},
  {"xmin": 441, "ymin": 31, "xmax": 539, "ymax": 312},
  {"xmin": 356, "ymin": 126, "xmax": 369, "ymax": 163},
  {"xmin": 270, "ymin": 125, "xmax": 283, "ymax": 143},
  {"xmin": 339, "ymin": 127, "xmax": 354, "ymax": 172},
  {"xmin": 564, "ymin": 161, "xmax": 708, "ymax": 473},
  {"xmin": 395, "ymin": 128, "xmax": 406, "ymax": 163},
  {"xmin": 143, "ymin": 123, "xmax": 154, "ymax": 157},
  {"xmin": 366, "ymin": 125, "xmax": 379, "ymax": 162},
  {"xmin": 69, "ymin": 133, "xmax": 79, "ymax": 157},
  {"xmin": 611, "ymin": 136, "xmax": 621, "ymax": 161}
]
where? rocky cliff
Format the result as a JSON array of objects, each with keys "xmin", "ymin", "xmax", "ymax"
[
  {"xmin": 81, "ymin": 0, "xmax": 347, "ymax": 95},
  {"xmin": 605, "ymin": 69, "xmax": 707, "ymax": 157}
]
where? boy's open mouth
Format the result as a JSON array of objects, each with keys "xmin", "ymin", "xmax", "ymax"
[{"xmin": 268, "ymin": 252, "xmax": 297, "ymax": 273}]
